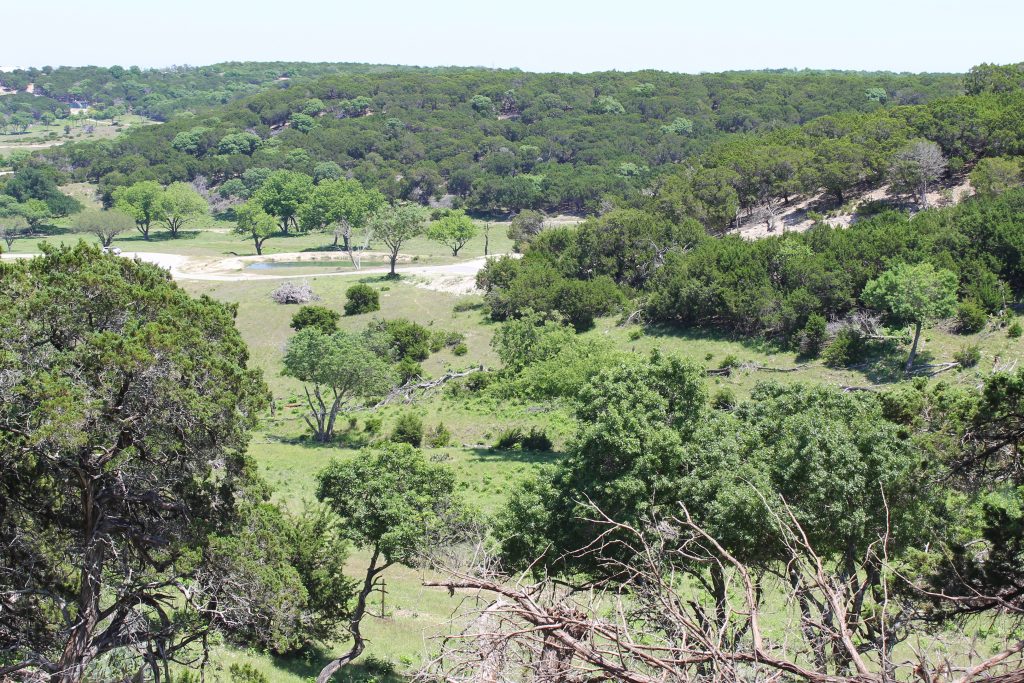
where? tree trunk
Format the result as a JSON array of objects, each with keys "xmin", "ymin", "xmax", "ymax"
[
  {"xmin": 254, "ymin": 236, "xmax": 264, "ymax": 255},
  {"xmin": 137, "ymin": 222, "xmax": 150, "ymax": 240},
  {"xmin": 711, "ymin": 564, "xmax": 728, "ymax": 631},
  {"xmin": 56, "ymin": 480, "xmax": 104, "ymax": 683},
  {"xmin": 905, "ymin": 321, "xmax": 923, "ymax": 373},
  {"xmin": 317, "ymin": 549, "xmax": 386, "ymax": 683},
  {"xmin": 389, "ymin": 252, "xmax": 397, "ymax": 276}
]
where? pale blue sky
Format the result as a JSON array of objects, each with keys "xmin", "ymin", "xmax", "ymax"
[{"xmin": 3, "ymin": 0, "xmax": 1021, "ymax": 73}]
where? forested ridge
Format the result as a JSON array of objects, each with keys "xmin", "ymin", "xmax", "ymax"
[{"xmin": 26, "ymin": 64, "xmax": 971, "ymax": 212}]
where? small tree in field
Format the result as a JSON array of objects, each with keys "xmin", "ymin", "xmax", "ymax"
[
  {"xmin": 74, "ymin": 208, "xmax": 135, "ymax": 246},
  {"xmin": 234, "ymin": 200, "xmax": 278, "ymax": 255},
  {"xmin": 158, "ymin": 182, "xmax": 208, "ymax": 237},
  {"xmin": 282, "ymin": 329, "xmax": 396, "ymax": 442},
  {"xmin": 112, "ymin": 180, "xmax": 164, "ymax": 239},
  {"xmin": 863, "ymin": 262, "xmax": 958, "ymax": 372},
  {"xmin": 0, "ymin": 214, "xmax": 29, "ymax": 252},
  {"xmin": 369, "ymin": 203, "xmax": 426, "ymax": 276},
  {"xmin": 428, "ymin": 209, "xmax": 478, "ymax": 256},
  {"xmin": 314, "ymin": 443, "xmax": 473, "ymax": 683}
]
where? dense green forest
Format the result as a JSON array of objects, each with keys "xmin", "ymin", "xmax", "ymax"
[
  {"xmin": 0, "ymin": 63, "xmax": 415, "ymax": 120},
  {"xmin": 26, "ymin": 65, "xmax": 969, "ymax": 212}
]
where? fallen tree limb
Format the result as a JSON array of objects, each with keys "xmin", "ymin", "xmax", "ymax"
[{"xmin": 375, "ymin": 366, "xmax": 484, "ymax": 407}]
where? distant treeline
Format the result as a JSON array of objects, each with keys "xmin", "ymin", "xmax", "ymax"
[
  {"xmin": 0, "ymin": 62, "xmax": 412, "ymax": 120},
  {"xmin": 29, "ymin": 64, "xmax": 973, "ymax": 213}
]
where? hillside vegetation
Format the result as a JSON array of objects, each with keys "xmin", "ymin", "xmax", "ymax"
[{"xmin": 3, "ymin": 61, "xmax": 1024, "ymax": 683}]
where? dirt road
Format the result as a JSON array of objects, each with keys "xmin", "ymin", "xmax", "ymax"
[{"xmin": 6, "ymin": 250, "xmax": 503, "ymax": 295}]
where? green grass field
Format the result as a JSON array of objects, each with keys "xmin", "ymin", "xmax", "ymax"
[
  {"xmin": 6, "ymin": 213, "xmax": 516, "ymax": 269},
  {"xmin": 0, "ymin": 115, "xmax": 155, "ymax": 159}
]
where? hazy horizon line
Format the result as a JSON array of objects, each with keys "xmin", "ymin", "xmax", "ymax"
[{"xmin": 1, "ymin": 59, "xmax": 984, "ymax": 77}]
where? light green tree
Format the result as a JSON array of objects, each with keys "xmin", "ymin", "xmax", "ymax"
[
  {"xmin": 74, "ymin": 208, "xmax": 135, "ymax": 246},
  {"xmin": 14, "ymin": 198, "xmax": 51, "ymax": 228},
  {"xmin": 368, "ymin": 203, "xmax": 427, "ymax": 276},
  {"xmin": 863, "ymin": 262, "xmax": 958, "ymax": 371},
  {"xmin": 233, "ymin": 200, "xmax": 278, "ymax": 255},
  {"xmin": 427, "ymin": 209, "xmax": 478, "ymax": 257},
  {"xmin": 112, "ymin": 180, "xmax": 165, "ymax": 239},
  {"xmin": 314, "ymin": 443, "xmax": 472, "ymax": 683},
  {"xmin": 252, "ymin": 170, "xmax": 313, "ymax": 234},
  {"xmin": 298, "ymin": 178, "xmax": 386, "ymax": 252},
  {"xmin": 158, "ymin": 182, "xmax": 207, "ymax": 238},
  {"xmin": 970, "ymin": 156, "xmax": 1022, "ymax": 198},
  {"xmin": 282, "ymin": 328, "xmax": 396, "ymax": 442}
]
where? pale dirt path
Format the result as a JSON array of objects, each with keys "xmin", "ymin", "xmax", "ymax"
[{"xmin": 5, "ymin": 250, "xmax": 506, "ymax": 295}]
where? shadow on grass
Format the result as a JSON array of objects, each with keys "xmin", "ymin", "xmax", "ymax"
[
  {"xmin": 301, "ymin": 243, "xmax": 348, "ymax": 253},
  {"xmin": 118, "ymin": 230, "xmax": 201, "ymax": 243},
  {"xmin": 269, "ymin": 648, "xmax": 405, "ymax": 683},
  {"xmin": 839, "ymin": 340, "xmax": 936, "ymax": 385},
  {"xmin": 641, "ymin": 323, "xmax": 791, "ymax": 357},
  {"xmin": 265, "ymin": 427, "xmax": 376, "ymax": 451},
  {"xmin": 28, "ymin": 224, "xmax": 75, "ymax": 237},
  {"xmin": 465, "ymin": 446, "xmax": 561, "ymax": 465}
]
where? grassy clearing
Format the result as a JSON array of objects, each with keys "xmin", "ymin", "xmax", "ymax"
[
  {"xmin": 0, "ymin": 115, "xmax": 155, "ymax": 158},
  {"xmin": 5, "ymin": 186, "xmax": 517, "ymax": 263}
]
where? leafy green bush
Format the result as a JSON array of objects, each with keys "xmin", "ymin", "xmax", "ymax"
[
  {"xmin": 396, "ymin": 357, "xmax": 423, "ymax": 383},
  {"xmin": 229, "ymin": 664, "xmax": 269, "ymax": 683},
  {"xmin": 493, "ymin": 426, "xmax": 552, "ymax": 451},
  {"xmin": 369, "ymin": 318, "xmax": 433, "ymax": 361},
  {"xmin": 290, "ymin": 305, "xmax": 340, "ymax": 333},
  {"xmin": 363, "ymin": 416, "xmax": 382, "ymax": 435},
  {"xmin": 954, "ymin": 344, "xmax": 981, "ymax": 368},
  {"xmin": 426, "ymin": 422, "xmax": 452, "ymax": 447},
  {"xmin": 452, "ymin": 342, "xmax": 468, "ymax": 356},
  {"xmin": 555, "ymin": 276, "xmax": 626, "ymax": 331},
  {"xmin": 344, "ymin": 283, "xmax": 380, "ymax": 315},
  {"xmin": 363, "ymin": 655, "xmax": 397, "ymax": 676},
  {"xmin": 956, "ymin": 301, "xmax": 988, "ymax": 334},
  {"xmin": 711, "ymin": 387, "xmax": 736, "ymax": 410},
  {"xmin": 391, "ymin": 413, "xmax": 423, "ymax": 446},
  {"xmin": 1010, "ymin": 320, "xmax": 1023, "ymax": 338},
  {"xmin": 718, "ymin": 354, "xmax": 740, "ymax": 370},
  {"xmin": 628, "ymin": 327, "xmax": 643, "ymax": 340},
  {"xmin": 822, "ymin": 328, "xmax": 866, "ymax": 368},
  {"xmin": 799, "ymin": 313, "xmax": 828, "ymax": 357},
  {"xmin": 493, "ymin": 427, "xmax": 524, "ymax": 450},
  {"xmin": 522, "ymin": 427, "xmax": 554, "ymax": 451}
]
